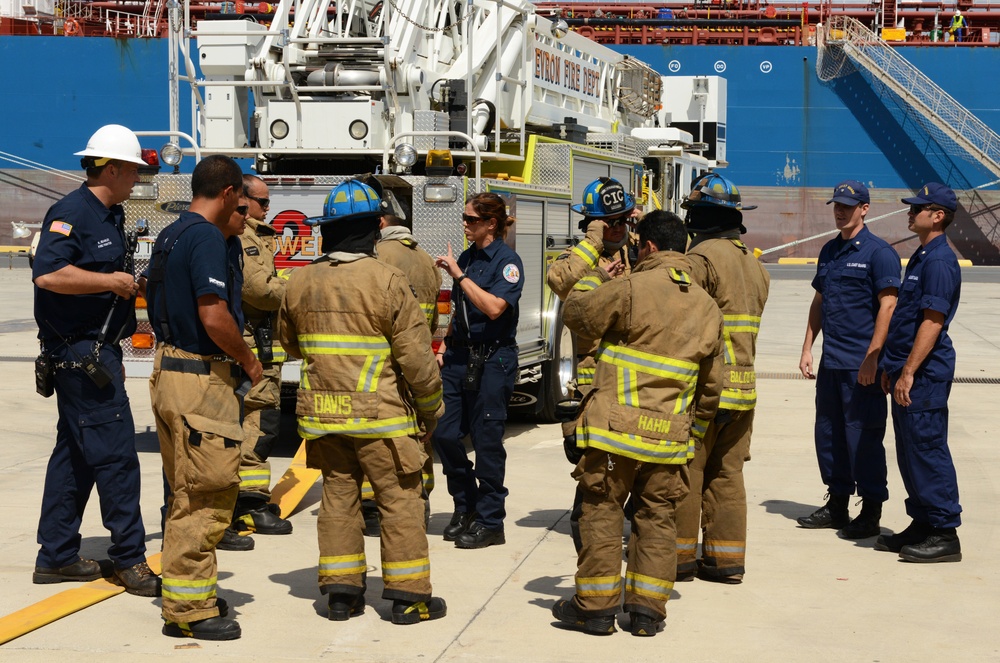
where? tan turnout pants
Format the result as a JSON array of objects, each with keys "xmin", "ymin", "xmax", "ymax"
[
  {"xmin": 675, "ymin": 408, "xmax": 753, "ymax": 579},
  {"xmin": 311, "ymin": 434, "xmax": 433, "ymax": 602},
  {"xmin": 572, "ymin": 449, "xmax": 689, "ymax": 620},
  {"xmin": 151, "ymin": 344, "xmax": 244, "ymax": 623}
]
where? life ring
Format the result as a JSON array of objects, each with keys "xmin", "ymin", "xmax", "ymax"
[{"xmin": 63, "ymin": 18, "xmax": 81, "ymax": 36}]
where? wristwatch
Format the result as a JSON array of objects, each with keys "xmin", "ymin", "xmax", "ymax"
[{"xmin": 455, "ymin": 273, "xmax": 467, "ymax": 284}]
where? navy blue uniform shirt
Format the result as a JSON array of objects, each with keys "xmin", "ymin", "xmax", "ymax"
[
  {"xmin": 148, "ymin": 212, "xmax": 244, "ymax": 354},
  {"xmin": 812, "ymin": 226, "xmax": 901, "ymax": 369},
  {"xmin": 881, "ymin": 234, "xmax": 961, "ymax": 381},
  {"xmin": 451, "ymin": 238, "xmax": 523, "ymax": 342},
  {"xmin": 33, "ymin": 183, "xmax": 137, "ymax": 344}
]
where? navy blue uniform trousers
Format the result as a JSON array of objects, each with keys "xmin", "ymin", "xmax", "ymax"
[
  {"xmin": 814, "ymin": 366, "xmax": 889, "ymax": 501},
  {"xmin": 432, "ymin": 345, "xmax": 516, "ymax": 531},
  {"xmin": 36, "ymin": 341, "xmax": 146, "ymax": 569},
  {"xmin": 888, "ymin": 372, "xmax": 961, "ymax": 528}
]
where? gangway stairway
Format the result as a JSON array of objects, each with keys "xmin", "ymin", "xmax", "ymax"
[{"xmin": 817, "ymin": 15, "xmax": 1000, "ymax": 263}]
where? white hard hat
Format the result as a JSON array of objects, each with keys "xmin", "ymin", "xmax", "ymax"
[
  {"xmin": 74, "ymin": 124, "xmax": 145, "ymax": 165},
  {"xmin": 955, "ymin": 9, "xmax": 961, "ymax": 15}
]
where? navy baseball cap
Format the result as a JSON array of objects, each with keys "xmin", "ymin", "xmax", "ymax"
[
  {"xmin": 901, "ymin": 182, "xmax": 958, "ymax": 212},
  {"xmin": 827, "ymin": 180, "xmax": 870, "ymax": 205}
]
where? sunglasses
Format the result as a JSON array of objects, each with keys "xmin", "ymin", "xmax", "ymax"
[
  {"xmin": 236, "ymin": 205, "xmax": 249, "ymax": 215},
  {"xmin": 248, "ymin": 195, "xmax": 270, "ymax": 208},
  {"xmin": 909, "ymin": 204, "xmax": 942, "ymax": 215},
  {"xmin": 462, "ymin": 214, "xmax": 486, "ymax": 224}
]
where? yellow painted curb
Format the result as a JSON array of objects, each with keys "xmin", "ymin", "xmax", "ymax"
[
  {"xmin": 0, "ymin": 553, "xmax": 161, "ymax": 645},
  {"xmin": 269, "ymin": 440, "xmax": 322, "ymax": 519}
]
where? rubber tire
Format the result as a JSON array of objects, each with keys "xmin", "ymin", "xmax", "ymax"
[{"xmin": 535, "ymin": 315, "xmax": 577, "ymax": 422}]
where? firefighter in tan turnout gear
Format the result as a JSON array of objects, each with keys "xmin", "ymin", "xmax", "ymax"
[
  {"xmin": 358, "ymin": 195, "xmax": 443, "ymax": 534},
  {"xmin": 674, "ymin": 173, "xmax": 770, "ymax": 585},
  {"xmin": 146, "ymin": 155, "xmax": 264, "ymax": 641},
  {"xmin": 278, "ymin": 179, "xmax": 447, "ymax": 624},
  {"xmin": 552, "ymin": 210, "xmax": 724, "ymax": 637},
  {"xmin": 229, "ymin": 174, "xmax": 293, "ymax": 544},
  {"xmin": 546, "ymin": 177, "xmax": 638, "ymax": 552}
]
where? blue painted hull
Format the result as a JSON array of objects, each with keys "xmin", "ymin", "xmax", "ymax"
[{"xmin": 3, "ymin": 37, "xmax": 998, "ymax": 260}]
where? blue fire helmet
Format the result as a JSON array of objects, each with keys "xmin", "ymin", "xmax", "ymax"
[
  {"xmin": 305, "ymin": 179, "xmax": 388, "ymax": 226},
  {"xmin": 571, "ymin": 177, "xmax": 636, "ymax": 219},
  {"xmin": 681, "ymin": 173, "xmax": 757, "ymax": 211}
]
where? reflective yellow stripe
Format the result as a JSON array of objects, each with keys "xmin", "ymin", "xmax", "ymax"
[
  {"xmin": 691, "ymin": 417, "xmax": 710, "ymax": 439},
  {"xmin": 674, "ymin": 383, "xmax": 694, "ymax": 415},
  {"xmin": 668, "ymin": 267, "xmax": 691, "ymax": 286},
  {"xmin": 422, "ymin": 471, "xmax": 435, "ymax": 492},
  {"xmin": 722, "ymin": 314, "xmax": 761, "ymax": 333},
  {"xmin": 675, "ymin": 537, "xmax": 698, "ymax": 553},
  {"xmin": 360, "ymin": 481, "xmax": 374, "ymax": 500},
  {"xmin": 298, "ymin": 334, "xmax": 391, "ymax": 356},
  {"xmin": 162, "ymin": 576, "xmax": 217, "ymax": 601},
  {"xmin": 703, "ymin": 539, "xmax": 746, "ymax": 558},
  {"xmin": 571, "ymin": 239, "xmax": 601, "ymax": 268},
  {"xmin": 597, "ymin": 341, "xmax": 699, "ymax": 382},
  {"xmin": 576, "ymin": 574, "xmax": 621, "ymax": 597},
  {"xmin": 383, "ymin": 557, "xmax": 431, "ymax": 581},
  {"xmin": 577, "ymin": 367, "xmax": 595, "ymax": 386},
  {"xmin": 577, "ymin": 425, "xmax": 693, "ymax": 464},
  {"xmin": 239, "ymin": 468, "xmax": 271, "ymax": 488},
  {"xmin": 355, "ymin": 353, "xmax": 385, "ymax": 393},
  {"xmin": 616, "ymin": 366, "xmax": 639, "ymax": 408},
  {"xmin": 318, "ymin": 553, "xmax": 366, "ymax": 577},
  {"xmin": 625, "ymin": 571, "xmax": 673, "ymax": 600},
  {"xmin": 252, "ymin": 345, "xmax": 287, "ymax": 362},
  {"xmin": 721, "ymin": 314, "xmax": 760, "ymax": 365},
  {"xmin": 573, "ymin": 274, "xmax": 603, "ymax": 292},
  {"xmin": 419, "ymin": 302, "xmax": 436, "ymax": 328},
  {"xmin": 299, "ymin": 415, "xmax": 420, "ymax": 440},
  {"xmin": 414, "ymin": 388, "xmax": 442, "ymax": 412},
  {"xmin": 721, "ymin": 389, "xmax": 756, "ymax": 411}
]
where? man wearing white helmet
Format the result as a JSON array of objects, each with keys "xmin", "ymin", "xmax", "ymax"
[
  {"xmin": 949, "ymin": 9, "xmax": 967, "ymax": 42},
  {"xmin": 30, "ymin": 124, "xmax": 159, "ymax": 597}
]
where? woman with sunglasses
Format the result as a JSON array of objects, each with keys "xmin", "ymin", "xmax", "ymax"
[{"xmin": 433, "ymin": 192, "xmax": 523, "ymax": 549}]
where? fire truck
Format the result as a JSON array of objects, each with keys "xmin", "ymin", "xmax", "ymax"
[{"xmin": 124, "ymin": 0, "xmax": 727, "ymax": 420}]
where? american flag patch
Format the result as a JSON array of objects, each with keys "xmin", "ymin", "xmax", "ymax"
[{"xmin": 49, "ymin": 221, "xmax": 73, "ymax": 236}]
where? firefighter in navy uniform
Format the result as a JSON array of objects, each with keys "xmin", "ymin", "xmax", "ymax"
[
  {"xmin": 30, "ymin": 124, "xmax": 159, "ymax": 597},
  {"xmin": 546, "ymin": 177, "xmax": 638, "ymax": 552},
  {"xmin": 432, "ymin": 192, "xmax": 524, "ymax": 550},
  {"xmin": 230, "ymin": 173, "xmax": 293, "ymax": 540},
  {"xmin": 278, "ymin": 179, "xmax": 447, "ymax": 624},
  {"xmin": 147, "ymin": 155, "xmax": 263, "ymax": 641},
  {"xmin": 674, "ymin": 173, "xmax": 770, "ymax": 584},
  {"xmin": 551, "ymin": 210, "xmax": 723, "ymax": 637}
]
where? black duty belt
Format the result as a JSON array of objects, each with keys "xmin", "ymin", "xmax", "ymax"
[
  {"xmin": 449, "ymin": 338, "xmax": 516, "ymax": 349},
  {"xmin": 160, "ymin": 355, "xmax": 240, "ymax": 377}
]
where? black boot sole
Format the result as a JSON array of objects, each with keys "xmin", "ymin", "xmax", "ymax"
[
  {"xmin": 32, "ymin": 572, "xmax": 103, "ymax": 584},
  {"xmin": 162, "ymin": 623, "xmax": 241, "ymax": 641},
  {"xmin": 899, "ymin": 551, "xmax": 963, "ymax": 563}
]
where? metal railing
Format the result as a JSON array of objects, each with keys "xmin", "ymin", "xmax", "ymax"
[{"xmin": 819, "ymin": 15, "xmax": 1000, "ymax": 179}]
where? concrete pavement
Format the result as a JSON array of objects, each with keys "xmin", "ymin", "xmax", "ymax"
[{"xmin": 0, "ymin": 265, "xmax": 998, "ymax": 662}]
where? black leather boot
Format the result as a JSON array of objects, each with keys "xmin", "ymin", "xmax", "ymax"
[
  {"xmin": 235, "ymin": 497, "xmax": 293, "ymax": 535},
  {"xmin": 797, "ymin": 494, "xmax": 850, "ymax": 529},
  {"xmin": 442, "ymin": 511, "xmax": 475, "ymax": 541},
  {"xmin": 839, "ymin": 499, "xmax": 882, "ymax": 539},
  {"xmin": 899, "ymin": 528, "xmax": 962, "ymax": 563},
  {"xmin": 162, "ymin": 616, "xmax": 241, "ymax": 641},
  {"xmin": 874, "ymin": 520, "xmax": 933, "ymax": 552}
]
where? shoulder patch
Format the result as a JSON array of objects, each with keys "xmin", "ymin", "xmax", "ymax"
[
  {"xmin": 244, "ymin": 246, "xmax": 260, "ymax": 256},
  {"xmin": 49, "ymin": 221, "xmax": 73, "ymax": 236},
  {"xmin": 502, "ymin": 263, "xmax": 521, "ymax": 284}
]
